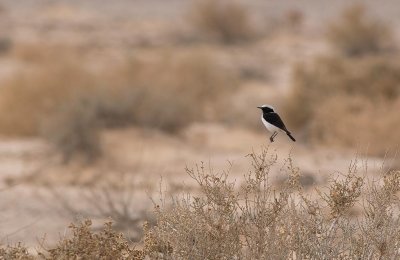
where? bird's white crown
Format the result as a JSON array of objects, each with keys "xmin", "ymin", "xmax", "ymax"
[{"xmin": 260, "ymin": 104, "xmax": 274, "ymax": 111}]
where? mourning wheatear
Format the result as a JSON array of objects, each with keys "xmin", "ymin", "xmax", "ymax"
[{"xmin": 257, "ymin": 105, "xmax": 296, "ymax": 142}]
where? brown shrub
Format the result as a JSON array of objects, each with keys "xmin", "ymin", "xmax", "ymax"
[
  {"xmin": 310, "ymin": 97, "xmax": 400, "ymax": 155},
  {"xmin": 0, "ymin": 47, "xmax": 96, "ymax": 136},
  {"xmin": 11, "ymin": 44, "xmax": 75, "ymax": 64},
  {"xmin": 327, "ymin": 4, "xmax": 393, "ymax": 57},
  {"xmin": 285, "ymin": 55, "xmax": 400, "ymax": 154},
  {"xmin": 146, "ymin": 164, "xmax": 242, "ymax": 259},
  {"xmin": 41, "ymin": 94, "xmax": 102, "ymax": 163},
  {"xmin": 0, "ymin": 46, "xmax": 236, "ymax": 161},
  {"xmin": 50, "ymin": 173, "xmax": 154, "ymax": 241},
  {"xmin": 1, "ymin": 47, "xmax": 235, "ymax": 135},
  {"xmin": 40, "ymin": 220, "xmax": 139, "ymax": 259},
  {"xmin": 283, "ymin": 9, "xmax": 305, "ymax": 32},
  {"xmin": 190, "ymin": 0, "xmax": 255, "ymax": 44},
  {"xmin": 2, "ymin": 149, "xmax": 400, "ymax": 258},
  {"xmin": 0, "ymin": 37, "xmax": 12, "ymax": 54},
  {"xmin": 0, "ymin": 243, "xmax": 33, "ymax": 260},
  {"xmin": 112, "ymin": 52, "xmax": 237, "ymax": 130},
  {"xmin": 139, "ymin": 147, "xmax": 400, "ymax": 259}
]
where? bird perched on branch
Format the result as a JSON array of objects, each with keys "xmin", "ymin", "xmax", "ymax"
[{"xmin": 257, "ymin": 105, "xmax": 296, "ymax": 142}]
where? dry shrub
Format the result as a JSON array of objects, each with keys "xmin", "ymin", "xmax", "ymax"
[
  {"xmin": 311, "ymin": 97, "xmax": 400, "ymax": 154},
  {"xmin": 137, "ymin": 147, "xmax": 400, "ymax": 259},
  {"xmin": 113, "ymin": 52, "xmax": 237, "ymax": 129},
  {"xmin": 40, "ymin": 220, "xmax": 140, "ymax": 259},
  {"xmin": 0, "ymin": 46, "xmax": 96, "ymax": 136},
  {"xmin": 0, "ymin": 243, "xmax": 33, "ymax": 260},
  {"xmin": 50, "ymin": 173, "xmax": 154, "ymax": 241},
  {"xmin": 145, "ymin": 163, "xmax": 243, "ymax": 259},
  {"xmin": 327, "ymin": 4, "xmax": 393, "ymax": 57},
  {"xmin": 0, "ymin": 45, "xmax": 236, "ymax": 161},
  {"xmin": 0, "ymin": 37, "xmax": 12, "ymax": 54},
  {"xmin": 0, "ymin": 47, "xmax": 235, "ymax": 136},
  {"xmin": 319, "ymin": 169, "xmax": 363, "ymax": 218},
  {"xmin": 0, "ymin": 45, "xmax": 102, "ymax": 161},
  {"xmin": 42, "ymin": 95, "xmax": 102, "ymax": 163},
  {"xmin": 11, "ymin": 44, "xmax": 75, "ymax": 64},
  {"xmin": 82, "ymin": 52, "xmax": 237, "ymax": 135},
  {"xmin": 190, "ymin": 0, "xmax": 255, "ymax": 44},
  {"xmin": 283, "ymin": 9, "xmax": 305, "ymax": 32},
  {"xmin": 2, "ymin": 220, "xmax": 141, "ymax": 259},
  {"xmin": 1, "ymin": 149, "xmax": 400, "ymax": 258},
  {"xmin": 285, "ymin": 4, "xmax": 399, "ymax": 153},
  {"xmin": 285, "ymin": 55, "xmax": 400, "ymax": 154}
]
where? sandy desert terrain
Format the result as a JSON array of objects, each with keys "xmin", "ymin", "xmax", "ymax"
[{"xmin": 0, "ymin": 0, "xmax": 399, "ymax": 253}]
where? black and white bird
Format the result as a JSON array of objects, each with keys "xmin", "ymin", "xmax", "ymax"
[{"xmin": 257, "ymin": 105, "xmax": 296, "ymax": 142}]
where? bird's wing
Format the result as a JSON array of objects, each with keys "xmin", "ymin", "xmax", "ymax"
[{"xmin": 263, "ymin": 113, "xmax": 289, "ymax": 132}]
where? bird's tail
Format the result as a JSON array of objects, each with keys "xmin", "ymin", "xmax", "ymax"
[{"xmin": 286, "ymin": 132, "xmax": 296, "ymax": 142}]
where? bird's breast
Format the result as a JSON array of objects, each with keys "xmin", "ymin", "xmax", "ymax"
[{"xmin": 261, "ymin": 115, "xmax": 279, "ymax": 133}]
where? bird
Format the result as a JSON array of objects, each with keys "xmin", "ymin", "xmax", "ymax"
[{"xmin": 257, "ymin": 105, "xmax": 296, "ymax": 142}]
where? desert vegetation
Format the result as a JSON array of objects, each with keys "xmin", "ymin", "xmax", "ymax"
[
  {"xmin": 0, "ymin": 46, "xmax": 237, "ymax": 161},
  {"xmin": 2, "ymin": 147, "xmax": 400, "ymax": 259},
  {"xmin": 0, "ymin": 1, "xmax": 400, "ymax": 259},
  {"xmin": 189, "ymin": 0, "xmax": 256, "ymax": 44},
  {"xmin": 284, "ymin": 4, "xmax": 400, "ymax": 155},
  {"xmin": 326, "ymin": 4, "xmax": 393, "ymax": 57},
  {"xmin": 0, "ymin": 3, "xmax": 397, "ymax": 160},
  {"xmin": 138, "ymin": 148, "xmax": 400, "ymax": 259}
]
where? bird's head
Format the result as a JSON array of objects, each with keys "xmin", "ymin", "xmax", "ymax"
[{"xmin": 257, "ymin": 104, "xmax": 274, "ymax": 113}]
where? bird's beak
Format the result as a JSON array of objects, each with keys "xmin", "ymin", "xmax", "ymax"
[{"xmin": 257, "ymin": 106, "xmax": 262, "ymax": 109}]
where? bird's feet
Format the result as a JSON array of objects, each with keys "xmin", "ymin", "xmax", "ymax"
[{"xmin": 269, "ymin": 132, "xmax": 277, "ymax": 143}]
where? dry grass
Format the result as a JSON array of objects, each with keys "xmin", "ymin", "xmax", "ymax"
[
  {"xmin": 327, "ymin": 4, "xmax": 393, "ymax": 57},
  {"xmin": 189, "ymin": 0, "xmax": 255, "ymax": 44}
]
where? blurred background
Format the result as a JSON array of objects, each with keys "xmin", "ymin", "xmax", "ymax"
[{"xmin": 0, "ymin": 0, "xmax": 400, "ymax": 249}]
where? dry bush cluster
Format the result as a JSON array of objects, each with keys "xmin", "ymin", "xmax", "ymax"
[
  {"xmin": 190, "ymin": 0, "xmax": 255, "ymax": 44},
  {"xmin": 50, "ymin": 173, "xmax": 154, "ymax": 241},
  {"xmin": 0, "ymin": 243, "xmax": 33, "ymax": 260},
  {"xmin": 0, "ymin": 221, "xmax": 142, "ymax": 259},
  {"xmin": 0, "ymin": 46, "xmax": 236, "ymax": 161},
  {"xmin": 1, "ymin": 148, "xmax": 400, "ymax": 259},
  {"xmin": 0, "ymin": 47, "xmax": 96, "ymax": 137},
  {"xmin": 189, "ymin": 1, "xmax": 305, "ymax": 44},
  {"xmin": 135, "ymin": 147, "xmax": 400, "ymax": 259},
  {"xmin": 41, "ymin": 220, "xmax": 141, "ymax": 259},
  {"xmin": 285, "ymin": 55, "xmax": 400, "ymax": 155},
  {"xmin": 327, "ymin": 4, "xmax": 393, "ymax": 57},
  {"xmin": 285, "ymin": 5, "xmax": 400, "ymax": 155}
]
